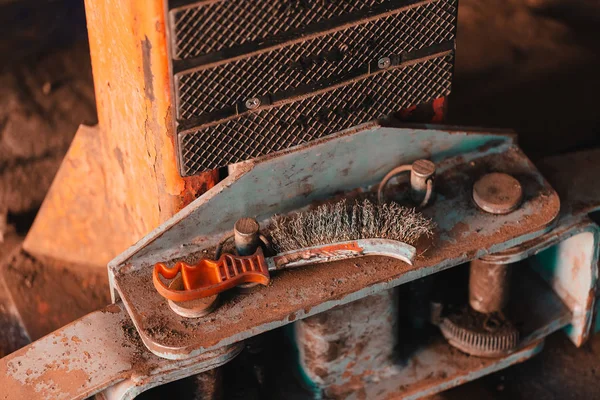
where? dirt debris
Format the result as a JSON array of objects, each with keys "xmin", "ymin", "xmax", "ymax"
[{"xmin": 1, "ymin": 249, "xmax": 110, "ymax": 341}]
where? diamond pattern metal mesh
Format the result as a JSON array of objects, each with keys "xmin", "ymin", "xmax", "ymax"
[
  {"xmin": 179, "ymin": 53, "xmax": 454, "ymax": 176},
  {"xmin": 171, "ymin": 0, "xmax": 390, "ymax": 60},
  {"xmin": 176, "ymin": 0, "xmax": 457, "ymax": 121}
]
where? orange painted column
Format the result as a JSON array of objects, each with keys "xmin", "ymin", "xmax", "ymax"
[{"xmin": 24, "ymin": 0, "xmax": 217, "ymax": 268}]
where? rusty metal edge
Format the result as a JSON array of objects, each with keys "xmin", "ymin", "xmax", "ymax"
[{"xmin": 403, "ymin": 341, "xmax": 545, "ymax": 400}]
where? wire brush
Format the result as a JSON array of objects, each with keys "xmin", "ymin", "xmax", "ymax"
[{"xmin": 269, "ymin": 199, "xmax": 434, "ymax": 253}]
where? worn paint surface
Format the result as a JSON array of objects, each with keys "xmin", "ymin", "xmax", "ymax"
[
  {"xmin": 292, "ymin": 267, "xmax": 570, "ymax": 399},
  {"xmin": 384, "ymin": 341, "xmax": 544, "ymax": 400},
  {"xmin": 481, "ymin": 218, "xmax": 599, "ymax": 347},
  {"xmin": 23, "ymin": 0, "xmax": 217, "ymax": 268},
  {"xmin": 0, "ymin": 303, "xmax": 241, "ymax": 400},
  {"xmin": 108, "ymin": 126, "xmax": 560, "ymax": 359},
  {"xmin": 534, "ymin": 229, "xmax": 599, "ymax": 346},
  {"xmin": 295, "ymin": 290, "xmax": 398, "ymax": 395}
]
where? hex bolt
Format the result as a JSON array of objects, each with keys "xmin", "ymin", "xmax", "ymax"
[
  {"xmin": 245, "ymin": 97, "xmax": 261, "ymax": 110},
  {"xmin": 410, "ymin": 159, "xmax": 436, "ymax": 205},
  {"xmin": 469, "ymin": 258, "xmax": 511, "ymax": 314},
  {"xmin": 234, "ymin": 217, "xmax": 261, "ymax": 256},
  {"xmin": 378, "ymin": 57, "xmax": 391, "ymax": 69},
  {"xmin": 473, "ymin": 173, "xmax": 523, "ymax": 215}
]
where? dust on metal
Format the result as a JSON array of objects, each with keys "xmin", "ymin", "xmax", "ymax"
[
  {"xmin": 473, "ymin": 172, "xmax": 523, "ymax": 214},
  {"xmin": 108, "ymin": 127, "xmax": 560, "ymax": 360},
  {"xmin": 167, "ymin": 276, "xmax": 220, "ymax": 319},
  {"xmin": 0, "ymin": 303, "xmax": 242, "ymax": 400}
]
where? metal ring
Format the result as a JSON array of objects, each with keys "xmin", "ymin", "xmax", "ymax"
[
  {"xmin": 259, "ymin": 234, "xmax": 272, "ymax": 252},
  {"xmin": 377, "ymin": 164, "xmax": 413, "ymax": 204},
  {"xmin": 215, "ymin": 232, "xmax": 271, "ymax": 259},
  {"xmin": 215, "ymin": 233, "xmax": 234, "ymax": 259},
  {"xmin": 418, "ymin": 178, "xmax": 435, "ymax": 208}
]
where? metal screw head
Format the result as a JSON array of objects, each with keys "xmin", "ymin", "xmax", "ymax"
[
  {"xmin": 245, "ymin": 97, "xmax": 261, "ymax": 110},
  {"xmin": 473, "ymin": 173, "xmax": 523, "ymax": 215},
  {"xmin": 378, "ymin": 57, "xmax": 391, "ymax": 69}
]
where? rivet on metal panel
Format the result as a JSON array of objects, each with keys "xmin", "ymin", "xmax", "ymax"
[
  {"xmin": 473, "ymin": 173, "xmax": 523, "ymax": 215},
  {"xmin": 377, "ymin": 57, "xmax": 391, "ymax": 69},
  {"xmin": 245, "ymin": 97, "xmax": 261, "ymax": 110}
]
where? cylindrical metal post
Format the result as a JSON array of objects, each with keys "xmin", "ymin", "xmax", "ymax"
[
  {"xmin": 410, "ymin": 159, "xmax": 436, "ymax": 205},
  {"xmin": 469, "ymin": 259, "xmax": 512, "ymax": 314},
  {"xmin": 234, "ymin": 217, "xmax": 261, "ymax": 256},
  {"xmin": 186, "ymin": 368, "xmax": 223, "ymax": 400}
]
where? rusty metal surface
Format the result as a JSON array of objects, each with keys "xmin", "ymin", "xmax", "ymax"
[
  {"xmin": 295, "ymin": 290, "xmax": 398, "ymax": 394},
  {"xmin": 167, "ymin": 0, "xmax": 458, "ymax": 175},
  {"xmin": 481, "ymin": 219, "xmax": 599, "ymax": 347},
  {"xmin": 532, "ymin": 226, "xmax": 599, "ymax": 347},
  {"xmin": 109, "ymin": 126, "xmax": 560, "ymax": 360},
  {"xmin": 112, "ymin": 126, "xmax": 517, "ymax": 266},
  {"xmin": 471, "ymin": 146, "xmax": 600, "ymax": 347},
  {"xmin": 291, "ymin": 266, "xmax": 570, "ymax": 399},
  {"xmin": 469, "ymin": 259, "xmax": 511, "ymax": 313},
  {"xmin": 0, "ymin": 303, "xmax": 242, "ymax": 400},
  {"xmin": 357, "ymin": 340, "xmax": 544, "ymax": 400}
]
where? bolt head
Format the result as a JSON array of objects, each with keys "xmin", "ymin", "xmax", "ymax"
[
  {"xmin": 378, "ymin": 57, "xmax": 391, "ymax": 69},
  {"xmin": 245, "ymin": 97, "xmax": 261, "ymax": 110},
  {"xmin": 473, "ymin": 173, "xmax": 523, "ymax": 215}
]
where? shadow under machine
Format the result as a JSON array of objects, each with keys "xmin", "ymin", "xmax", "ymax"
[{"xmin": 3, "ymin": 1, "xmax": 600, "ymax": 399}]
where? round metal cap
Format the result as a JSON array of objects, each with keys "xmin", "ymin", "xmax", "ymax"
[
  {"xmin": 412, "ymin": 159, "xmax": 436, "ymax": 179},
  {"xmin": 168, "ymin": 276, "xmax": 220, "ymax": 318},
  {"xmin": 234, "ymin": 217, "xmax": 260, "ymax": 237},
  {"xmin": 473, "ymin": 173, "xmax": 523, "ymax": 215}
]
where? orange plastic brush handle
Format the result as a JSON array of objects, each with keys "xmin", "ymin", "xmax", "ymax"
[{"xmin": 153, "ymin": 248, "xmax": 270, "ymax": 302}]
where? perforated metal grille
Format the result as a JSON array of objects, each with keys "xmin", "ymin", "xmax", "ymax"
[
  {"xmin": 176, "ymin": 0, "xmax": 457, "ymax": 121},
  {"xmin": 179, "ymin": 53, "xmax": 454, "ymax": 176},
  {"xmin": 171, "ymin": 0, "xmax": 391, "ymax": 60}
]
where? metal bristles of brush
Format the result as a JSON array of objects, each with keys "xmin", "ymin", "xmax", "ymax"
[{"xmin": 269, "ymin": 199, "xmax": 434, "ymax": 253}]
